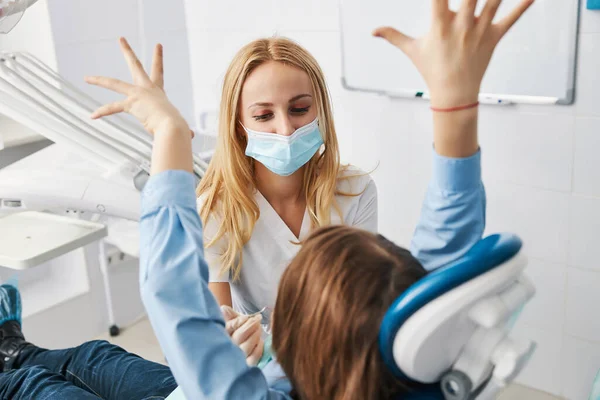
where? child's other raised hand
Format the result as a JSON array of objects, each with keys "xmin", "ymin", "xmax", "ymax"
[{"xmin": 373, "ymin": 0, "xmax": 535, "ymax": 108}]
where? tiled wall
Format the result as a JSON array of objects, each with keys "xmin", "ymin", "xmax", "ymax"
[
  {"xmin": 185, "ymin": 1, "xmax": 599, "ymax": 398},
  {"xmin": 47, "ymin": 0, "xmax": 195, "ymax": 134}
]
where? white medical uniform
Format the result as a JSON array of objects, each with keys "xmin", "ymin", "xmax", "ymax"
[{"xmin": 197, "ymin": 167, "xmax": 377, "ymax": 321}]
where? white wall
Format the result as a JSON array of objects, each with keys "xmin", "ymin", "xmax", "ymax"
[
  {"xmin": 185, "ymin": 1, "xmax": 600, "ymax": 399},
  {"xmin": 47, "ymin": 0, "xmax": 195, "ymax": 127}
]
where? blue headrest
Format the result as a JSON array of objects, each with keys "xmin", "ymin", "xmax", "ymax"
[{"xmin": 379, "ymin": 233, "xmax": 523, "ymax": 379}]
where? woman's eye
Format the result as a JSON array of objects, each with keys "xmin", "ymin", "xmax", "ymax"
[
  {"xmin": 253, "ymin": 113, "xmax": 273, "ymax": 121},
  {"xmin": 290, "ymin": 106, "xmax": 310, "ymax": 114}
]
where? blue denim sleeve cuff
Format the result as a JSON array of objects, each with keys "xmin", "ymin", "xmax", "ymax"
[
  {"xmin": 431, "ymin": 148, "xmax": 481, "ymax": 192},
  {"xmin": 141, "ymin": 170, "xmax": 197, "ymax": 216}
]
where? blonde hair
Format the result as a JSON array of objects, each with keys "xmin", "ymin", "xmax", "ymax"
[{"xmin": 196, "ymin": 37, "xmax": 345, "ymax": 281}]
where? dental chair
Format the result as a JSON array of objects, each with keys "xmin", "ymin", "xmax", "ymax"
[{"xmin": 380, "ymin": 233, "xmax": 536, "ymax": 400}]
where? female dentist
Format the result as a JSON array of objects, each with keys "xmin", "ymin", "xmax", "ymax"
[{"xmin": 195, "ymin": 36, "xmax": 378, "ymax": 325}]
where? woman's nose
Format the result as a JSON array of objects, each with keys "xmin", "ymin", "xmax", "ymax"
[{"xmin": 277, "ymin": 116, "xmax": 296, "ymax": 137}]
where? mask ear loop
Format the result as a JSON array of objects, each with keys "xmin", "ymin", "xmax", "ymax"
[
  {"xmin": 312, "ymin": 116, "xmax": 325, "ymax": 152},
  {"xmin": 238, "ymin": 120, "xmax": 256, "ymax": 175},
  {"xmin": 237, "ymin": 120, "xmax": 250, "ymax": 142}
]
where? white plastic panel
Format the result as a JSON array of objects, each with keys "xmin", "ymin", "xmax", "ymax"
[
  {"xmin": 393, "ymin": 252, "xmax": 529, "ymax": 382},
  {"xmin": 0, "ymin": 144, "xmax": 141, "ymax": 220},
  {"xmin": 0, "ymin": 211, "xmax": 107, "ymax": 269}
]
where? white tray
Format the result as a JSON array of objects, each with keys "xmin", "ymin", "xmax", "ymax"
[{"xmin": 0, "ymin": 211, "xmax": 107, "ymax": 269}]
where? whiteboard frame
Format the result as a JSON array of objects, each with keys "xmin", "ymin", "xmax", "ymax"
[{"xmin": 339, "ymin": 0, "xmax": 582, "ymax": 105}]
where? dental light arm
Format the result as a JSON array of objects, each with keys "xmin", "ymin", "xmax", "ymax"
[
  {"xmin": 0, "ymin": 52, "xmax": 207, "ymax": 181},
  {"xmin": 0, "ymin": 52, "xmax": 209, "ymax": 221},
  {"xmin": 15, "ymin": 52, "xmax": 209, "ymax": 175}
]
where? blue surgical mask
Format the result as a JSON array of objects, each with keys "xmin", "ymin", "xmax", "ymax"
[{"xmin": 244, "ymin": 118, "xmax": 323, "ymax": 176}]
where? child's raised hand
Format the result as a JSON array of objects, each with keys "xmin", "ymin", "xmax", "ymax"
[
  {"xmin": 85, "ymin": 38, "xmax": 188, "ymax": 137},
  {"xmin": 373, "ymin": 0, "xmax": 534, "ymax": 108}
]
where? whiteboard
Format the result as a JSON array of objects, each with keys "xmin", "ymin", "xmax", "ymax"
[{"xmin": 340, "ymin": 0, "xmax": 580, "ymax": 104}]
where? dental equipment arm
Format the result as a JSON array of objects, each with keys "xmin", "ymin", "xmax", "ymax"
[
  {"xmin": 1, "ymin": 52, "xmax": 207, "ymax": 178},
  {"xmin": 0, "ymin": 52, "xmax": 209, "ymax": 221},
  {"xmin": 14, "ymin": 53, "xmax": 208, "ymax": 174}
]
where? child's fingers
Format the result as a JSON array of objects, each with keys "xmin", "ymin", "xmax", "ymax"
[{"xmin": 232, "ymin": 315, "xmax": 262, "ymax": 345}]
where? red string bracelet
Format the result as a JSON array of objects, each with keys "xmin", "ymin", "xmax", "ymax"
[{"xmin": 430, "ymin": 101, "xmax": 480, "ymax": 113}]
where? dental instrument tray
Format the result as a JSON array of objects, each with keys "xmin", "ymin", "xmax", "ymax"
[{"xmin": 0, "ymin": 211, "xmax": 107, "ymax": 269}]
